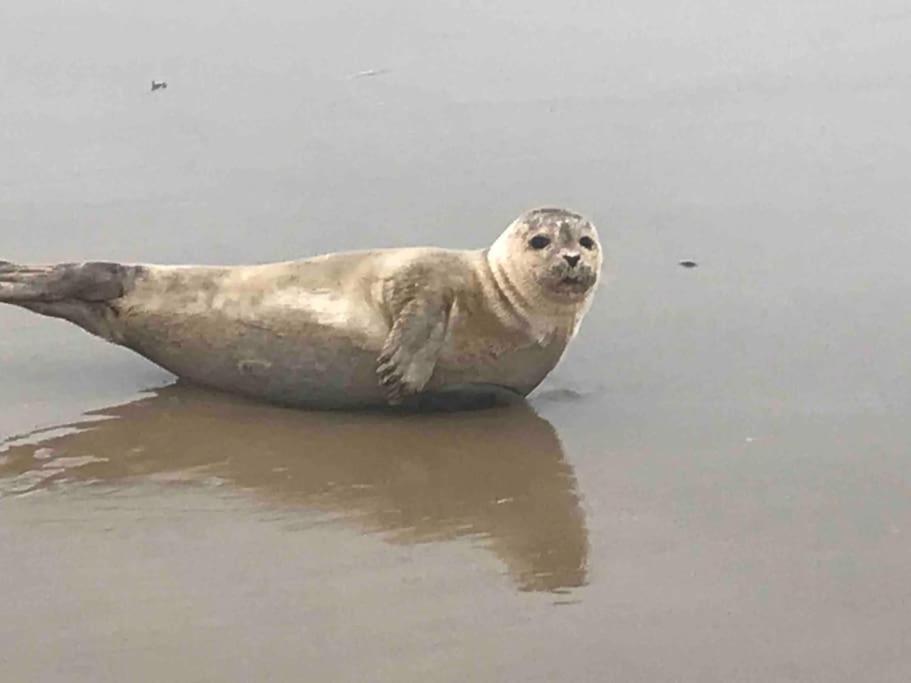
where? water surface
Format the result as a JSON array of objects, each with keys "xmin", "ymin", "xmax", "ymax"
[{"xmin": 2, "ymin": 0, "xmax": 910, "ymax": 680}]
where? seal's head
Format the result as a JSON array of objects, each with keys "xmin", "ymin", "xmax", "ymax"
[{"xmin": 488, "ymin": 208, "xmax": 603, "ymax": 309}]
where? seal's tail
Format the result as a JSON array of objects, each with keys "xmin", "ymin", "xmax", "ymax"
[{"xmin": 0, "ymin": 260, "xmax": 129, "ymax": 303}]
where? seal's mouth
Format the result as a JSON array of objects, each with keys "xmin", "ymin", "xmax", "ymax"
[
  {"xmin": 539, "ymin": 263, "xmax": 596, "ymax": 299},
  {"xmin": 552, "ymin": 273, "xmax": 594, "ymax": 297}
]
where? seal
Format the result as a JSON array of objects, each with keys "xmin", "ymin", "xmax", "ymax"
[{"xmin": 0, "ymin": 208, "xmax": 603, "ymax": 409}]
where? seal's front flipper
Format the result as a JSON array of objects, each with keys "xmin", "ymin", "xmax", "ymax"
[{"xmin": 377, "ymin": 294, "xmax": 452, "ymax": 405}]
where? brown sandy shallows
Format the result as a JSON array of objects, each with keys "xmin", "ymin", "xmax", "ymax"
[{"xmin": 0, "ymin": 383, "xmax": 589, "ymax": 592}]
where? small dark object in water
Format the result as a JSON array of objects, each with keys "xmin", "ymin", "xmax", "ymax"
[
  {"xmin": 151, "ymin": 80, "xmax": 168, "ymax": 92},
  {"xmin": 678, "ymin": 260, "xmax": 698, "ymax": 268}
]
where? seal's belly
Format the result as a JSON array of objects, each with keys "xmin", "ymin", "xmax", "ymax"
[
  {"xmin": 431, "ymin": 316, "xmax": 569, "ymax": 396},
  {"xmin": 120, "ymin": 310, "xmax": 390, "ymax": 407},
  {"xmin": 113, "ymin": 264, "xmax": 567, "ymax": 408},
  {"xmin": 432, "ymin": 339, "xmax": 565, "ymax": 396},
  {"xmin": 116, "ymin": 272, "xmax": 391, "ymax": 408},
  {"xmin": 118, "ymin": 304, "xmax": 559, "ymax": 407}
]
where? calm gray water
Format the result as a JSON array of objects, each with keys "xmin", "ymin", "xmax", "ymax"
[{"xmin": 2, "ymin": 1, "xmax": 910, "ymax": 680}]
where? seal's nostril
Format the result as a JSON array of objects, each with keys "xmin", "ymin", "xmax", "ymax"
[{"xmin": 563, "ymin": 254, "xmax": 580, "ymax": 268}]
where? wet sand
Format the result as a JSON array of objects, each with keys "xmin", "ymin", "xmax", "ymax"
[{"xmin": 3, "ymin": 1, "xmax": 911, "ymax": 680}]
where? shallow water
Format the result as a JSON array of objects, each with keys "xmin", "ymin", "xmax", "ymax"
[{"xmin": 2, "ymin": 1, "xmax": 911, "ymax": 680}]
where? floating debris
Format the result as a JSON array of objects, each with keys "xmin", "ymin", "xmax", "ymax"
[
  {"xmin": 678, "ymin": 260, "xmax": 698, "ymax": 268},
  {"xmin": 350, "ymin": 68, "xmax": 390, "ymax": 79},
  {"xmin": 151, "ymin": 80, "xmax": 168, "ymax": 92}
]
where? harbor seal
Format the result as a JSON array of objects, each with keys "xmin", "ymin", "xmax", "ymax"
[{"xmin": 0, "ymin": 207, "xmax": 603, "ymax": 409}]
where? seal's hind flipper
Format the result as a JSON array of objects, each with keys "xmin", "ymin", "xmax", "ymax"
[
  {"xmin": 0, "ymin": 261, "xmax": 52, "ymax": 302},
  {"xmin": 377, "ymin": 294, "xmax": 453, "ymax": 405},
  {"xmin": 1, "ymin": 261, "xmax": 137, "ymax": 342},
  {"xmin": 0, "ymin": 261, "xmax": 132, "ymax": 303}
]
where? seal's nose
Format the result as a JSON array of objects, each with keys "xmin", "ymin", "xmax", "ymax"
[{"xmin": 563, "ymin": 253, "xmax": 581, "ymax": 268}]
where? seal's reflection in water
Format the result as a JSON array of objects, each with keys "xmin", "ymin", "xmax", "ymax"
[{"xmin": 0, "ymin": 384, "xmax": 588, "ymax": 592}]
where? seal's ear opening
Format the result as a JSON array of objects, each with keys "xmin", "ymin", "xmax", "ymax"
[{"xmin": 397, "ymin": 384, "xmax": 526, "ymax": 413}]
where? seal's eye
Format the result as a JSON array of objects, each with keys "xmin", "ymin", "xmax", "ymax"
[
  {"xmin": 529, "ymin": 235, "xmax": 551, "ymax": 250},
  {"xmin": 579, "ymin": 236, "xmax": 595, "ymax": 250}
]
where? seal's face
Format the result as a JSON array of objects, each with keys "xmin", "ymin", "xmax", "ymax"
[{"xmin": 492, "ymin": 208, "xmax": 603, "ymax": 305}]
